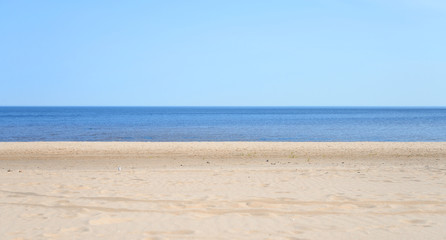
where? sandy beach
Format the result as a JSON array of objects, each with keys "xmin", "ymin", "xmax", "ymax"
[{"xmin": 1, "ymin": 142, "xmax": 445, "ymax": 240}]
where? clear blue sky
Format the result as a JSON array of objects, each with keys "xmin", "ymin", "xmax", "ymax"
[{"xmin": 1, "ymin": 0, "xmax": 445, "ymax": 106}]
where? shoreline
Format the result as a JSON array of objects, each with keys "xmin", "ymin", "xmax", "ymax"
[{"xmin": 1, "ymin": 142, "xmax": 446, "ymax": 161}]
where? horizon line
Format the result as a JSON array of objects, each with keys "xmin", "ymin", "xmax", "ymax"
[{"xmin": 1, "ymin": 105, "xmax": 445, "ymax": 108}]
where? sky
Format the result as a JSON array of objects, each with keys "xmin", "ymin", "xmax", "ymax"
[{"xmin": 1, "ymin": 0, "xmax": 445, "ymax": 106}]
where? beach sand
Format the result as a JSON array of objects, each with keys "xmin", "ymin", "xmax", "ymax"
[{"xmin": 1, "ymin": 142, "xmax": 446, "ymax": 239}]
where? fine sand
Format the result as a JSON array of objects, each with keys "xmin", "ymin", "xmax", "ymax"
[{"xmin": 1, "ymin": 142, "xmax": 446, "ymax": 240}]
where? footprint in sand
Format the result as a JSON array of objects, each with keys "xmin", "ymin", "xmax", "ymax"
[{"xmin": 402, "ymin": 219, "xmax": 427, "ymax": 225}]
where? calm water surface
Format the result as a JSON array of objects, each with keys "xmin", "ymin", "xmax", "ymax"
[{"xmin": 0, "ymin": 107, "xmax": 445, "ymax": 141}]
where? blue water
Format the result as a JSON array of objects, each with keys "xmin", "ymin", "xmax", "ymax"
[{"xmin": 0, "ymin": 107, "xmax": 445, "ymax": 141}]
